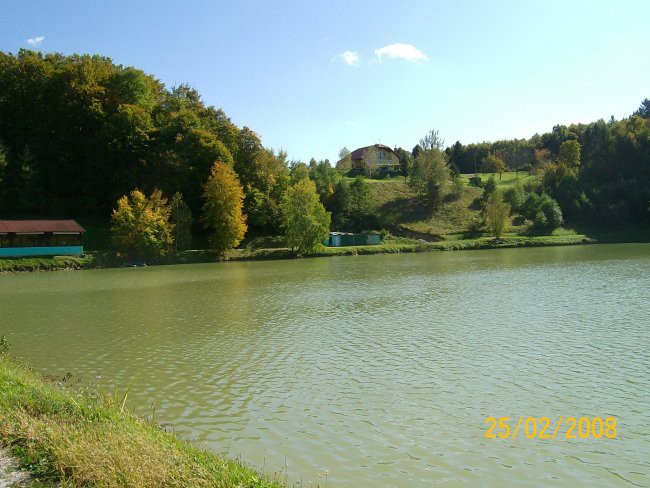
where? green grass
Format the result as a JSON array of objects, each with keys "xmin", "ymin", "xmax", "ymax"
[
  {"xmin": 0, "ymin": 355, "xmax": 283, "ymax": 488},
  {"xmin": 0, "ymin": 254, "xmax": 97, "ymax": 273},
  {"xmin": 342, "ymin": 175, "xmax": 407, "ymax": 185},
  {"xmin": 459, "ymin": 171, "xmax": 538, "ymax": 189}
]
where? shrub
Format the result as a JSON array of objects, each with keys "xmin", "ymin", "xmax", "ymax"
[
  {"xmin": 534, "ymin": 210, "xmax": 548, "ymax": 229},
  {"xmin": 503, "ymin": 185, "xmax": 525, "ymax": 211},
  {"xmin": 540, "ymin": 198, "xmax": 564, "ymax": 229}
]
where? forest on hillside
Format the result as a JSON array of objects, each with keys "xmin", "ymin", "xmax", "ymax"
[{"xmin": 0, "ymin": 50, "xmax": 648, "ymax": 249}]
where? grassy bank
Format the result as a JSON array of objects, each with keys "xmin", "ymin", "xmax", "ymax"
[
  {"xmin": 0, "ymin": 354, "xmax": 282, "ymax": 487},
  {"xmin": 0, "ymin": 231, "xmax": 627, "ymax": 274},
  {"xmin": 0, "ymin": 254, "xmax": 97, "ymax": 273}
]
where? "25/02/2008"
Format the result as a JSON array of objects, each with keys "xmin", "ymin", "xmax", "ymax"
[{"xmin": 485, "ymin": 416, "xmax": 617, "ymax": 440}]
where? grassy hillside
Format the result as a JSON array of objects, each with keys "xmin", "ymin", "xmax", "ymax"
[
  {"xmin": 366, "ymin": 172, "xmax": 540, "ymax": 240},
  {"xmin": 0, "ymin": 354, "xmax": 282, "ymax": 487},
  {"xmin": 458, "ymin": 171, "xmax": 538, "ymax": 189}
]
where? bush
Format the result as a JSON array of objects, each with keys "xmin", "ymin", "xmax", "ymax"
[
  {"xmin": 468, "ymin": 176, "xmax": 482, "ymax": 187},
  {"xmin": 534, "ymin": 210, "xmax": 548, "ymax": 229},
  {"xmin": 540, "ymin": 198, "xmax": 564, "ymax": 229},
  {"xmin": 481, "ymin": 176, "xmax": 497, "ymax": 206},
  {"xmin": 503, "ymin": 185, "xmax": 524, "ymax": 211},
  {"xmin": 521, "ymin": 193, "xmax": 542, "ymax": 220},
  {"xmin": 526, "ymin": 193, "xmax": 564, "ymax": 231},
  {"xmin": 450, "ymin": 176, "xmax": 464, "ymax": 199}
]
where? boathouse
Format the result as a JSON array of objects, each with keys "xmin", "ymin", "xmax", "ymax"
[
  {"xmin": 324, "ymin": 232, "xmax": 381, "ymax": 247},
  {"xmin": 0, "ymin": 220, "xmax": 85, "ymax": 257}
]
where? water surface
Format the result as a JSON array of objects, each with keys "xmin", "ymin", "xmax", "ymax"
[{"xmin": 1, "ymin": 244, "xmax": 649, "ymax": 486}]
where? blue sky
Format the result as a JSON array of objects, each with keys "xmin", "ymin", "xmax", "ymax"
[{"xmin": 2, "ymin": 0, "xmax": 649, "ymax": 163}]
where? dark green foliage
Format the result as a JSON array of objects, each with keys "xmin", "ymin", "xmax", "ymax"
[
  {"xmin": 450, "ymin": 176, "xmax": 464, "ymax": 200},
  {"xmin": 409, "ymin": 146, "xmax": 450, "ymax": 206},
  {"xmin": 533, "ymin": 211, "xmax": 548, "ymax": 229},
  {"xmin": 289, "ymin": 162, "xmax": 310, "ymax": 184},
  {"xmin": 520, "ymin": 193, "xmax": 563, "ymax": 230},
  {"xmin": 521, "ymin": 193, "xmax": 542, "ymax": 220},
  {"xmin": 0, "ymin": 49, "xmax": 647, "ymax": 240},
  {"xmin": 349, "ymin": 176, "xmax": 374, "ymax": 226},
  {"xmin": 539, "ymin": 198, "xmax": 564, "ymax": 229},
  {"xmin": 170, "ymin": 192, "xmax": 193, "ymax": 250},
  {"xmin": 634, "ymin": 99, "xmax": 650, "ymax": 118},
  {"xmin": 481, "ymin": 175, "xmax": 497, "ymax": 205},
  {"xmin": 331, "ymin": 180, "xmax": 351, "ymax": 229},
  {"xmin": 468, "ymin": 176, "xmax": 482, "ymax": 187},
  {"xmin": 395, "ymin": 147, "xmax": 413, "ymax": 176},
  {"xmin": 503, "ymin": 185, "xmax": 525, "ymax": 211},
  {"xmin": 310, "ymin": 159, "xmax": 340, "ymax": 209},
  {"xmin": 0, "ymin": 50, "xmax": 288, "ymax": 237}
]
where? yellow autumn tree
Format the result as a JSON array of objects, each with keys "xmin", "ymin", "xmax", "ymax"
[
  {"xmin": 110, "ymin": 189, "xmax": 174, "ymax": 259},
  {"xmin": 202, "ymin": 161, "xmax": 247, "ymax": 254}
]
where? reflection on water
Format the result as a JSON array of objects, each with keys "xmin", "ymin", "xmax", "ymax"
[{"xmin": 1, "ymin": 244, "xmax": 649, "ymax": 487}]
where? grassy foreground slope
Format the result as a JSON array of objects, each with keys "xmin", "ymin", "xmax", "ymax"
[{"xmin": 0, "ymin": 355, "xmax": 281, "ymax": 488}]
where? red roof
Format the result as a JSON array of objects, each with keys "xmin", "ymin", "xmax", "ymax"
[
  {"xmin": 0, "ymin": 220, "xmax": 85, "ymax": 234},
  {"xmin": 350, "ymin": 144, "xmax": 396, "ymax": 161}
]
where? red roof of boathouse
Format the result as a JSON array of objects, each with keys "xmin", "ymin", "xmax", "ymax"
[{"xmin": 0, "ymin": 220, "xmax": 85, "ymax": 234}]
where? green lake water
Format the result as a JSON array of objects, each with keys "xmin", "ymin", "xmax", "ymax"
[{"xmin": 1, "ymin": 244, "xmax": 649, "ymax": 486}]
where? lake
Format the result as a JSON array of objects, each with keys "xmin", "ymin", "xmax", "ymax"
[{"xmin": 1, "ymin": 244, "xmax": 649, "ymax": 487}]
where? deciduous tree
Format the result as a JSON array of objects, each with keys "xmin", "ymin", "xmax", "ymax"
[
  {"xmin": 202, "ymin": 162, "xmax": 247, "ymax": 254},
  {"xmin": 281, "ymin": 178, "xmax": 331, "ymax": 253},
  {"xmin": 410, "ymin": 148, "xmax": 450, "ymax": 205},
  {"xmin": 482, "ymin": 154, "xmax": 506, "ymax": 179},
  {"xmin": 111, "ymin": 189, "xmax": 174, "ymax": 259},
  {"xmin": 558, "ymin": 140, "xmax": 581, "ymax": 168},
  {"xmin": 484, "ymin": 193, "xmax": 510, "ymax": 240}
]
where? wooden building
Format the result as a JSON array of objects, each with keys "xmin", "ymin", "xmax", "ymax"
[{"xmin": 0, "ymin": 220, "xmax": 85, "ymax": 257}]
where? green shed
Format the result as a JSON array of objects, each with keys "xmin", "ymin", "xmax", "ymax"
[{"xmin": 325, "ymin": 232, "xmax": 381, "ymax": 247}]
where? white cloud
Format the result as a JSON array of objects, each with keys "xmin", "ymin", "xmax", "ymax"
[
  {"xmin": 374, "ymin": 43, "xmax": 428, "ymax": 63},
  {"xmin": 26, "ymin": 36, "xmax": 45, "ymax": 47},
  {"xmin": 335, "ymin": 50, "xmax": 360, "ymax": 67}
]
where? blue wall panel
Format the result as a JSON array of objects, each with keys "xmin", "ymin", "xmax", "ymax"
[{"xmin": 0, "ymin": 246, "xmax": 84, "ymax": 257}]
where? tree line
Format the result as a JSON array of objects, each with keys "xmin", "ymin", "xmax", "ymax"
[{"xmin": 0, "ymin": 50, "xmax": 648, "ymax": 257}]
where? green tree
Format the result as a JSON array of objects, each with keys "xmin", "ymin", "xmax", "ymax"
[
  {"xmin": 395, "ymin": 147, "xmax": 413, "ymax": 177},
  {"xmin": 539, "ymin": 196, "xmax": 564, "ymax": 229},
  {"xmin": 481, "ymin": 175, "xmax": 497, "ymax": 206},
  {"xmin": 348, "ymin": 176, "xmax": 374, "ymax": 228},
  {"xmin": 310, "ymin": 159, "xmax": 340, "ymax": 209},
  {"xmin": 409, "ymin": 148, "xmax": 450, "ymax": 205},
  {"xmin": 484, "ymin": 193, "xmax": 510, "ymax": 240},
  {"xmin": 111, "ymin": 189, "xmax": 174, "ymax": 259},
  {"xmin": 202, "ymin": 162, "xmax": 247, "ymax": 254},
  {"xmin": 446, "ymin": 141, "xmax": 464, "ymax": 175},
  {"xmin": 558, "ymin": 140, "xmax": 581, "ymax": 168},
  {"xmin": 633, "ymin": 98, "xmax": 650, "ymax": 118},
  {"xmin": 170, "ymin": 192, "xmax": 193, "ymax": 251},
  {"xmin": 331, "ymin": 179, "xmax": 351, "ymax": 229},
  {"xmin": 503, "ymin": 185, "xmax": 525, "ymax": 211},
  {"xmin": 450, "ymin": 176, "xmax": 464, "ymax": 200},
  {"xmin": 281, "ymin": 178, "xmax": 331, "ymax": 253},
  {"xmin": 290, "ymin": 162, "xmax": 310, "ymax": 183},
  {"xmin": 482, "ymin": 154, "xmax": 507, "ymax": 179}
]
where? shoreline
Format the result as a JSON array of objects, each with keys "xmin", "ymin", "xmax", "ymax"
[
  {"xmin": 0, "ymin": 355, "xmax": 282, "ymax": 487},
  {"xmin": 2, "ymin": 231, "xmax": 648, "ymax": 274}
]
